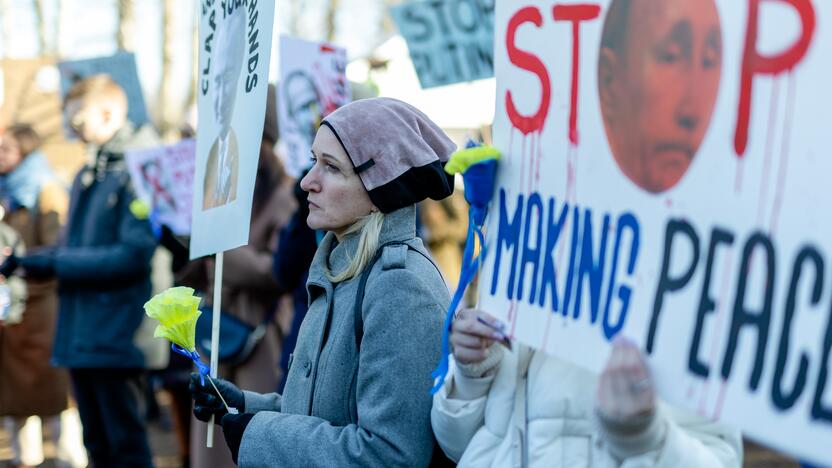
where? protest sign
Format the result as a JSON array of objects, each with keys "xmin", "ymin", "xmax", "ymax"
[
  {"xmin": 482, "ymin": 0, "xmax": 829, "ymax": 463},
  {"xmin": 278, "ymin": 36, "xmax": 350, "ymax": 177},
  {"xmin": 390, "ymin": 0, "xmax": 494, "ymax": 88},
  {"xmin": 126, "ymin": 139, "xmax": 195, "ymax": 236},
  {"xmin": 190, "ymin": 0, "xmax": 275, "ymax": 259},
  {"xmin": 57, "ymin": 52, "xmax": 150, "ymax": 127}
]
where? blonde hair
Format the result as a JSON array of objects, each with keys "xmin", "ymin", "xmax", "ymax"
[
  {"xmin": 64, "ymin": 74, "xmax": 128, "ymax": 111},
  {"xmin": 326, "ymin": 211, "xmax": 385, "ymax": 283}
]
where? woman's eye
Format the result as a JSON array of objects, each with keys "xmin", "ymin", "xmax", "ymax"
[{"xmin": 326, "ymin": 164, "xmax": 340, "ymax": 173}]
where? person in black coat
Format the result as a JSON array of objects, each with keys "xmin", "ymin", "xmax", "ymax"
[{"xmin": 1, "ymin": 74, "xmax": 159, "ymax": 467}]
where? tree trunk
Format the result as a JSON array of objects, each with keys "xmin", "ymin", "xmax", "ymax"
[
  {"xmin": 324, "ymin": 0, "xmax": 339, "ymax": 42},
  {"xmin": 158, "ymin": 0, "xmax": 176, "ymax": 137},
  {"xmin": 0, "ymin": 0, "xmax": 13, "ymax": 56},
  {"xmin": 185, "ymin": 5, "xmax": 198, "ymax": 128},
  {"xmin": 116, "ymin": 0, "xmax": 134, "ymax": 50},
  {"xmin": 56, "ymin": 0, "xmax": 71, "ymax": 57},
  {"xmin": 288, "ymin": 1, "xmax": 308, "ymax": 36},
  {"xmin": 33, "ymin": 0, "xmax": 47, "ymax": 55}
]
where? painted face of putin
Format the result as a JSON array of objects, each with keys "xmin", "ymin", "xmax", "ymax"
[{"xmin": 598, "ymin": 0, "xmax": 722, "ymax": 193}]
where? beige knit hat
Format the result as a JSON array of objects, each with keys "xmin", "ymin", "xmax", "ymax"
[{"xmin": 321, "ymin": 97, "xmax": 456, "ymax": 213}]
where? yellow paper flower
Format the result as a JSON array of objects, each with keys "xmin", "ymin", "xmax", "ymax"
[
  {"xmin": 444, "ymin": 146, "xmax": 501, "ymax": 175},
  {"xmin": 130, "ymin": 199, "xmax": 151, "ymax": 220},
  {"xmin": 144, "ymin": 286, "xmax": 202, "ymax": 352}
]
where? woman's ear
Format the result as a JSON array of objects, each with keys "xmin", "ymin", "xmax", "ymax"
[{"xmin": 599, "ymin": 47, "xmax": 620, "ymax": 123}]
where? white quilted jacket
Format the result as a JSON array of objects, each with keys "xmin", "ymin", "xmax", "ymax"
[{"xmin": 431, "ymin": 345, "xmax": 743, "ymax": 467}]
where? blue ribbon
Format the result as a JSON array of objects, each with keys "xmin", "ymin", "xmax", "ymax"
[
  {"xmin": 149, "ymin": 208, "xmax": 163, "ymax": 240},
  {"xmin": 171, "ymin": 343, "xmax": 210, "ymax": 385},
  {"xmin": 430, "ymin": 153, "xmax": 496, "ymax": 395}
]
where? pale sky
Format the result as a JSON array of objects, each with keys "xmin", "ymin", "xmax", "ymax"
[{"xmin": 0, "ymin": 0, "xmax": 390, "ymax": 122}]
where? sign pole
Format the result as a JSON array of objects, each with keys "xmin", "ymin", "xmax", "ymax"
[{"xmin": 207, "ymin": 251, "xmax": 224, "ymax": 447}]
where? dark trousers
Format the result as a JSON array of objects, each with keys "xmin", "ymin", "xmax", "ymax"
[{"xmin": 70, "ymin": 368, "xmax": 153, "ymax": 468}]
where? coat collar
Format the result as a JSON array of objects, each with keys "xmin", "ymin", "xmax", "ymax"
[{"xmin": 307, "ymin": 204, "xmax": 417, "ymax": 292}]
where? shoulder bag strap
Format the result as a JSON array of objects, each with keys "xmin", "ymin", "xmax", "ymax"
[{"xmin": 353, "ymin": 240, "xmax": 441, "ymax": 351}]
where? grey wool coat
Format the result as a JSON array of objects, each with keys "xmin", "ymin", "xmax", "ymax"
[{"xmin": 237, "ymin": 205, "xmax": 449, "ymax": 467}]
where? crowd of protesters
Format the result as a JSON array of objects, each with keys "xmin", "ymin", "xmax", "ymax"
[{"xmin": 0, "ymin": 72, "xmax": 747, "ymax": 468}]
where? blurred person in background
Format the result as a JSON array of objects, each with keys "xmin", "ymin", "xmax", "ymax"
[
  {"xmin": 184, "ymin": 83, "xmax": 297, "ymax": 468},
  {"xmin": 0, "ymin": 74, "xmax": 159, "ymax": 467},
  {"xmin": 0, "ymin": 124, "xmax": 71, "ymax": 468},
  {"xmin": 431, "ymin": 308, "xmax": 743, "ymax": 466},
  {"xmin": 420, "ymin": 192, "xmax": 468, "ymax": 290}
]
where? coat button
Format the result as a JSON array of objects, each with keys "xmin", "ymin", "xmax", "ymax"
[{"xmin": 304, "ymin": 361, "xmax": 312, "ymax": 377}]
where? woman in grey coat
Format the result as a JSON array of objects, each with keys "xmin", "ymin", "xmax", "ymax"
[{"xmin": 190, "ymin": 98, "xmax": 455, "ymax": 467}]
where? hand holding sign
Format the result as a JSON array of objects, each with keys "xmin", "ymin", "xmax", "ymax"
[
  {"xmin": 450, "ymin": 308, "xmax": 508, "ymax": 365},
  {"xmin": 596, "ymin": 337, "xmax": 656, "ymax": 423}
]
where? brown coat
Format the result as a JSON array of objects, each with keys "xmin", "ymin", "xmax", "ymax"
[
  {"xmin": 186, "ymin": 174, "xmax": 297, "ymax": 468},
  {"xmin": 0, "ymin": 181, "xmax": 70, "ymax": 417}
]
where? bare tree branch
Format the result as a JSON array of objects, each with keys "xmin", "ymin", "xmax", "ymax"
[
  {"xmin": 158, "ymin": 0, "xmax": 177, "ymax": 136},
  {"xmin": 324, "ymin": 0, "xmax": 339, "ymax": 42},
  {"xmin": 33, "ymin": 0, "xmax": 47, "ymax": 55},
  {"xmin": 185, "ymin": 5, "xmax": 198, "ymax": 123},
  {"xmin": 0, "ymin": 0, "xmax": 14, "ymax": 57},
  {"xmin": 116, "ymin": 0, "xmax": 134, "ymax": 50}
]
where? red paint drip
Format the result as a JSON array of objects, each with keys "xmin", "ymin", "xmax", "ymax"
[
  {"xmin": 535, "ymin": 132, "xmax": 543, "ymax": 187},
  {"xmin": 527, "ymin": 133, "xmax": 534, "ymax": 193},
  {"xmin": 507, "ymin": 130, "xmax": 516, "ymax": 197},
  {"xmin": 713, "ymin": 380, "xmax": 728, "ymax": 420},
  {"xmin": 770, "ymin": 73, "xmax": 797, "ymax": 234},
  {"xmin": 734, "ymin": 158, "xmax": 744, "ymax": 193},
  {"xmin": 697, "ymin": 250, "xmax": 735, "ymax": 414},
  {"xmin": 757, "ymin": 80, "xmax": 781, "ymax": 226},
  {"xmin": 569, "ymin": 145, "xmax": 579, "ymax": 203},
  {"xmin": 519, "ymin": 135, "xmax": 527, "ymax": 194},
  {"xmin": 510, "ymin": 300, "xmax": 519, "ymax": 338}
]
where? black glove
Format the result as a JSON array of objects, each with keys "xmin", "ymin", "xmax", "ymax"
[
  {"xmin": 221, "ymin": 412, "xmax": 254, "ymax": 465},
  {"xmin": 189, "ymin": 373, "xmax": 245, "ymax": 422},
  {"xmin": 0, "ymin": 254, "xmax": 19, "ymax": 277},
  {"xmin": 20, "ymin": 249, "xmax": 56, "ymax": 278}
]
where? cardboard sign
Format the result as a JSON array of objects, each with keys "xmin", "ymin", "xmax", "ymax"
[
  {"xmin": 190, "ymin": 0, "xmax": 275, "ymax": 258},
  {"xmin": 57, "ymin": 52, "xmax": 150, "ymax": 127},
  {"xmin": 483, "ymin": 0, "xmax": 829, "ymax": 464},
  {"xmin": 277, "ymin": 36, "xmax": 350, "ymax": 178},
  {"xmin": 126, "ymin": 140, "xmax": 196, "ymax": 236},
  {"xmin": 391, "ymin": 0, "xmax": 494, "ymax": 88}
]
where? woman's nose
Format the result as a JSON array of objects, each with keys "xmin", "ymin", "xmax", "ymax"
[{"xmin": 300, "ymin": 170, "xmax": 317, "ymax": 192}]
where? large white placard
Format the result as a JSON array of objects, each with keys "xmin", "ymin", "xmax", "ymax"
[
  {"xmin": 484, "ymin": 0, "xmax": 828, "ymax": 463},
  {"xmin": 190, "ymin": 0, "xmax": 275, "ymax": 258},
  {"xmin": 126, "ymin": 140, "xmax": 195, "ymax": 236},
  {"xmin": 278, "ymin": 36, "xmax": 350, "ymax": 178}
]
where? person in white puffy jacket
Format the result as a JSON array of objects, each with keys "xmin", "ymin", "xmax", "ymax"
[{"xmin": 431, "ymin": 308, "xmax": 743, "ymax": 467}]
